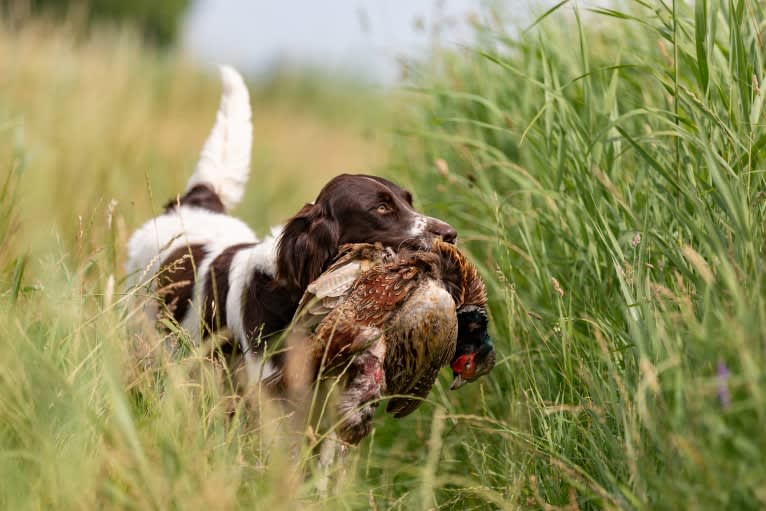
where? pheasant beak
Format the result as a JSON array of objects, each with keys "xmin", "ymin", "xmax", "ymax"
[{"xmin": 450, "ymin": 374, "xmax": 468, "ymax": 390}]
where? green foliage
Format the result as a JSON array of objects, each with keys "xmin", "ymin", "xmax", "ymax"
[
  {"xmin": 0, "ymin": 124, "xmax": 26, "ymax": 300},
  {"xmin": 3, "ymin": 0, "xmax": 191, "ymax": 46},
  {"xmin": 3, "ymin": 1, "xmax": 766, "ymax": 510},
  {"xmin": 385, "ymin": 0, "xmax": 766, "ymax": 508},
  {"xmin": 0, "ymin": 16, "xmax": 388, "ymax": 511}
]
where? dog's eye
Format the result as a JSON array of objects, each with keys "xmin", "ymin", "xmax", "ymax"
[{"xmin": 376, "ymin": 204, "xmax": 392, "ymax": 214}]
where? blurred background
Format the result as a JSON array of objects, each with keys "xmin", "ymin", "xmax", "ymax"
[
  {"xmin": 0, "ymin": 0, "xmax": 546, "ymax": 260},
  {"xmin": 184, "ymin": 0, "xmax": 484, "ymax": 85},
  {"xmin": 5, "ymin": 1, "xmax": 766, "ymax": 509}
]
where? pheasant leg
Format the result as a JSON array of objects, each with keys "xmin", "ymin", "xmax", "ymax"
[{"xmin": 336, "ymin": 339, "xmax": 386, "ymax": 445}]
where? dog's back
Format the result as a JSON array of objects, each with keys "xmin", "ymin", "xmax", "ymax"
[
  {"xmin": 125, "ymin": 67, "xmax": 286, "ymax": 348},
  {"xmin": 126, "ymin": 65, "xmax": 255, "ymax": 280}
]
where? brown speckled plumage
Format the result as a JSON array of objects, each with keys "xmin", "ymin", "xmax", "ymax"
[{"xmin": 266, "ymin": 239, "xmax": 491, "ymax": 444}]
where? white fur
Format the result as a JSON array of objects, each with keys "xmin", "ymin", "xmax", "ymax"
[
  {"xmin": 126, "ymin": 66, "xmax": 256, "ymax": 289},
  {"xmin": 180, "ymin": 246, "xmax": 224, "ymax": 338},
  {"xmin": 225, "ymin": 227, "xmax": 281, "ymax": 341},
  {"xmin": 125, "ymin": 66, "xmax": 280, "ymax": 389},
  {"xmin": 408, "ymin": 215, "xmax": 428, "ymax": 237},
  {"xmin": 125, "ymin": 206, "xmax": 257, "ymax": 289},
  {"xmin": 249, "ymin": 357, "xmax": 277, "ymax": 384},
  {"xmin": 225, "ymin": 247, "xmax": 258, "ymax": 344},
  {"xmin": 185, "ymin": 66, "xmax": 252, "ymax": 210},
  {"xmin": 125, "ymin": 203, "xmax": 280, "ymax": 386},
  {"xmin": 225, "ymin": 227, "xmax": 282, "ymax": 382}
]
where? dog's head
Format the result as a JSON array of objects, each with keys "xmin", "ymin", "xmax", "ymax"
[{"xmin": 276, "ymin": 174, "xmax": 457, "ymax": 291}]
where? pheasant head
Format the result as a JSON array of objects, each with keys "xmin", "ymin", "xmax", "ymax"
[
  {"xmin": 450, "ymin": 305, "xmax": 495, "ymax": 389},
  {"xmin": 429, "ymin": 239, "xmax": 496, "ymax": 390}
]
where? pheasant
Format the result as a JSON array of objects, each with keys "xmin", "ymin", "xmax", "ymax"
[
  {"xmin": 265, "ymin": 239, "xmax": 495, "ymax": 445},
  {"xmin": 449, "ymin": 297, "xmax": 496, "ymax": 390}
]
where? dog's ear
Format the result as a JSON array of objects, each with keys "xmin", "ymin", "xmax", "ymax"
[{"xmin": 277, "ymin": 203, "xmax": 340, "ymax": 291}]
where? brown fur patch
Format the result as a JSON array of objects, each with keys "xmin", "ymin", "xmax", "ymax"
[
  {"xmin": 157, "ymin": 244, "xmax": 206, "ymax": 324},
  {"xmin": 202, "ymin": 243, "xmax": 256, "ymax": 335},
  {"xmin": 164, "ymin": 183, "xmax": 226, "ymax": 213}
]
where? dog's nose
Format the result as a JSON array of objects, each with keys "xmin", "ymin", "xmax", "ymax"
[
  {"xmin": 429, "ymin": 219, "xmax": 458, "ymax": 243},
  {"xmin": 441, "ymin": 225, "xmax": 458, "ymax": 243}
]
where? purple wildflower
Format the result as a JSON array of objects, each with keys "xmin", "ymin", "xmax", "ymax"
[{"xmin": 716, "ymin": 360, "xmax": 731, "ymax": 410}]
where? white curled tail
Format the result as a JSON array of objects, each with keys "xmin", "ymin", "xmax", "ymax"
[{"xmin": 185, "ymin": 65, "xmax": 252, "ymax": 211}]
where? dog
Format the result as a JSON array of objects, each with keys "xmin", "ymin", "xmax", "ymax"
[{"xmin": 126, "ymin": 66, "xmax": 457, "ymax": 385}]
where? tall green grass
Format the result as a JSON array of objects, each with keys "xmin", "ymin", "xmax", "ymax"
[
  {"xmin": 3, "ymin": 1, "xmax": 766, "ymax": 509},
  {"xmin": 386, "ymin": 0, "xmax": 766, "ymax": 508},
  {"xmin": 0, "ymin": 17, "xmax": 388, "ymax": 511}
]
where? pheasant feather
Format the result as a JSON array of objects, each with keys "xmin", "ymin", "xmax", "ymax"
[{"xmin": 268, "ymin": 239, "xmax": 494, "ymax": 444}]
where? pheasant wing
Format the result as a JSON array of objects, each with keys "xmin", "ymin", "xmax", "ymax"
[
  {"xmin": 299, "ymin": 260, "xmax": 364, "ymax": 320},
  {"xmin": 385, "ymin": 362, "xmax": 441, "ymax": 418},
  {"xmin": 271, "ymin": 256, "xmax": 426, "ymax": 392},
  {"xmin": 314, "ymin": 264, "xmax": 424, "ymax": 361},
  {"xmin": 383, "ymin": 280, "xmax": 458, "ymax": 418},
  {"xmin": 295, "ymin": 243, "xmax": 393, "ymax": 329},
  {"xmin": 385, "ymin": 338, "xmax": 456, "ymax": 417},
  {"xmin": 293, "ymin": 261, "xmax": 425, "ymax": 380}
]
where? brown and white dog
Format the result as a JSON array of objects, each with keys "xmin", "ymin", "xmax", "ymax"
[{"xmin": 125, "ymin": 67, "xmax": 457, "ymax": 385}]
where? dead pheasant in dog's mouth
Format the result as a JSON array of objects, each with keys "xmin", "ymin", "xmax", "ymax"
[{"xmin": 265, "ymin": 239, "xmax": 496, "ymax": 444}]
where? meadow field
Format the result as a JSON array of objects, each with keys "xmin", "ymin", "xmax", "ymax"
[{"xmin": 2, "ymin": 1, "xmax": 766, "ymax": 509}]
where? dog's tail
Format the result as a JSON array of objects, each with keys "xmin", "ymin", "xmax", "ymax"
[{"xmin": 184, "ymin": 65, "xmax": 252, "ymax": 212}]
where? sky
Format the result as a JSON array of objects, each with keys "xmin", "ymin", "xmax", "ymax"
[{"xmin": 182, "ymin": 0, "xmax": 551, "ymax": 85}]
